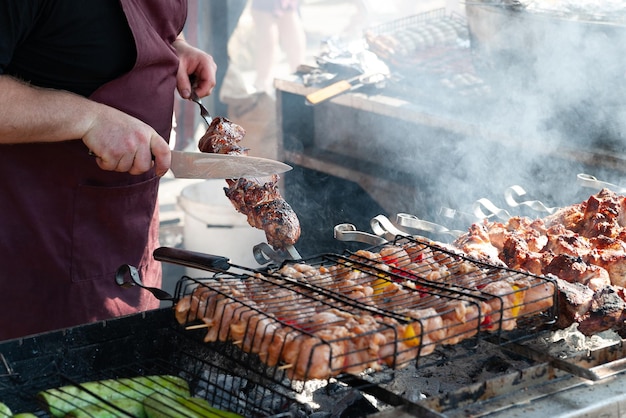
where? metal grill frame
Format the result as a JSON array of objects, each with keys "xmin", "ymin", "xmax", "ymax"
[
  {"xmin": 0, "ymin": 309, "xmax": 298, "ymax": 417},
  {"xmin": 172, "ymin": 236, "xmax": 558, "ymax": 386},
  {"xmin": 365, "ymin": 8, "xmax": 471, "ymax": 74}
]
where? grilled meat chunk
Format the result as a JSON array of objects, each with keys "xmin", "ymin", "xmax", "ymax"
[
  {"xmin": 453, "ymin": 223, "xmax": 503, "ymax": 266},
  {"xmin": 556, "ymin": 278, "xmax": 626, "ymax": 335},
  {"xmin": 453, "ymin": 188, "xmax": 626, "ymax": 335},
  {"xmin": 544, "ymin": 253, "xmax": 610, "ymax": 291},
  {"xmin": 198, "ymin": 116, "xmax": 248, "ymax": 155},
  {"xmin": 584, "ymin": 235, "xmax": 626, "ymax": 288},
  {"xmin": 577, "ymin": 286, "xmax": 626, "ymax": 335},
  {"xmin": 250, "ymin": 199, "xmax": 300, "ymax": 249},
  {"xmin": 223, "ymin": 176, "xmax": 282, "ymax": 216},
  {"xmin": 198, "ymin": 117, "xmax": 301, "ymax": 250},
  {"xmin": 224, "ymin": 177, "xmax": 301, "ymax": 249},
  {"xmin": 554, "ymin": 278, "xmax": 595, "ymax": 329}
]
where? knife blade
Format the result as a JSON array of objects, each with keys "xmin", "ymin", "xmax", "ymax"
[{"xmin": 169, "ymin": 150, "xmax": 292, "ymax": 179}]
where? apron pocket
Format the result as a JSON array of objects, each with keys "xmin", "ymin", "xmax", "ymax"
[{"xmin": 71, "ymin": 177, "xmax": 159, "ymax": 283}]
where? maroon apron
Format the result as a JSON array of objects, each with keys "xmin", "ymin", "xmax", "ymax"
[{"xmin": 0, "ymin": 0, "xmax": 187, "ymax": 340}]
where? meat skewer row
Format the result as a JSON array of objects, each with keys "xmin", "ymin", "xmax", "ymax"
[
  {"xmin": 174, "ymin": 277, "xmax": 456, "ymax": 380},
  {"xmin": 174, "ymin": 248, "xmax": 553, "ymax": 381},
  {"xmin": 197, "ymin": 117, "xmax": 300, "ymax": 250},
  {"xmin": 278, "ymin": 245, "xmax": 555, "ymax": 336},
  {"xmin": 452, "ymin": 188, "xmax": 626, "ymax": 336}
]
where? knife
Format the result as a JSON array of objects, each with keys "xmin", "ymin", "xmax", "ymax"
[
  {"xmin": 305, "ymin": 72, "xmax": 388, "ymax": 105},
  {"xmin": 169, "ymin": 150, "xmax": 292, "ymax": 179}
]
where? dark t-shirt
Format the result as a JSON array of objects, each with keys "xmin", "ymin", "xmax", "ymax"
[{"xmin": 0, "ymin": 0, "xmax": 136, "ymax": 97}]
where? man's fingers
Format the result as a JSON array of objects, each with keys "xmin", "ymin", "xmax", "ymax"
[
  {"xmin": 177, "ymin": 66, "xmax": 192, "ymax": 99},
  {"xmin": 150, "ymin": 136, "xmax": 171, "ymax": 177},
  {"xmin": 84, "ymin": 112, "xmax": 170, "ymax": 175},
  {"xmin": 116, "ymin": 152, "xmax": 138, "ymax": 173},
  {"xmin": 127, "ymin": 152, "xmax": 153, "ymax": 175}
]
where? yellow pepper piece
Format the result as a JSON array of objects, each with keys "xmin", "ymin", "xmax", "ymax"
[
  {"xmin": 372, "ymin": 276, "xmax": 392, "ymax": 295},
  {"xmin": 510, "ymin": 284, "xmax": 524, "ymax": 318},
  {"xmin": 403, "ymin": 323, "xmax": 421, "ymax": 347}
]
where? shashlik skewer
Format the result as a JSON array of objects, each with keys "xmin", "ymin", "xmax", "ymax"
[
  {"xmin": 282, "ymin": 246, "xmax": 553, "ymax": 336},
  {"xmin": 173, "ymin": 238, "xmax": 555, "ymax": 381},
  {"xmin": 453, "ymin": 188, "xmax": 626, "ymax": 336},
  {"xmin": 174, "ymin": 278, "xmax": 453, "ymax": 380},
  {"xmin": 197, "ymin": 117, "xmax": 301, "ymax": 250}
]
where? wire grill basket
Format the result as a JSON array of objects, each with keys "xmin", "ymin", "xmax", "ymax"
[
  {"xmin": 364, "ymin": 8, "xmax": 489, "ymax": 103},
  {"xmin": 173, "ymin": 236, "xmax": 557, "ymax": 385},
  {"xmin": 0, "ymin": 309, "xmax": 298, "ymax": 417},
  {"xmin": 365, "ymin": 9, "xmax": 471, "ymax": 74}
]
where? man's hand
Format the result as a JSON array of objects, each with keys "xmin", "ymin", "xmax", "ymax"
[
  {"xmin": 0, "ymin": 75, "xmax": 171, "ymax": 176},
  {"xmin": 82, "ymin": 104, "xmax": 171, "ymax": 176},
  {"xmin": 173, "ymin": 37, "xmax": 217, "ymax": 99}
]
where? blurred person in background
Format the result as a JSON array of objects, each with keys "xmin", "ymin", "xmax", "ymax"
[
  {"xmin": 0, "ymin": 0, "xmax": 216, "ymax": 340},
  {"xmin": 250, "ymin": 0, "xmax": 306, "ymax": 93}
]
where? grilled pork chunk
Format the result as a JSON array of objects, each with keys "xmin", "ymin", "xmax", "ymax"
[
  {"xmin": 453, "ymin": 188, "xmax": 626, "ymax": 335},
  {"xmin": 197, "ymin": 116, "xmax": 301, "ymax": 250},
  {"xmin": 224, "ymin": 177, "xmax": 300, "ymax": 249},
  {"xmin": 198, "ymin": 116, "xmax": 248, "ymax": 155}
]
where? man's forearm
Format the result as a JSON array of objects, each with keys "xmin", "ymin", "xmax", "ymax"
[{"xmin": 0, "ymin": 75, "xmax": 97, "ymax": 144}]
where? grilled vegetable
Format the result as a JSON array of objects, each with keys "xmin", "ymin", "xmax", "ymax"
[
  {"xmin": 143, "ymin": 393, "xmax": 243, "ymax": 418},
  {"xmin": 0, "ymin": 402, "xmax": 10, "ymax": 417},
  {"xmin": 143, "ymin": 393, "xmax": 191, "ymax": 418},
  {"xmin": 38, "ymin": 375, "xmax": 189, "ymax": 417},
  {"xmin": 180, "ymin": 397, "xmax": 243, "ymax": 418},
  {"xmin": 65, "ymin": 398, "xmax": 146, "ymax": 418}
]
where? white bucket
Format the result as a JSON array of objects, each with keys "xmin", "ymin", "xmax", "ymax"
[{"xmin": 177, "ymin": 180, "xmax": 266, "ymax": 275}]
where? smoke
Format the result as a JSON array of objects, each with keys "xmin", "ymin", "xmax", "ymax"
[
  {"xmin": 283, "ymin": 1, "xmax": 626, "ymax": 252},
  {"xmin": 420, "ymin": 2, "xmax": 626, "ymax": 221}
]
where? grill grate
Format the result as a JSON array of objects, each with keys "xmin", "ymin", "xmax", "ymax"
[
  {"xmin": 366, "ymin": 9, "xmax": 472, "ymax": 76},
  {"xmin": 364, "ymin": 8, "xmax": 489, "ymax": 106}
]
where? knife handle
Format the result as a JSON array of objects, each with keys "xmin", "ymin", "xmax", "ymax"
[
  {"xmin": 153, "ymin": 247, "xmax": 231, "ymax": 272},
  {"xmin": 306, "ymin": 80, "xmax": 353, "ymax": 105}
]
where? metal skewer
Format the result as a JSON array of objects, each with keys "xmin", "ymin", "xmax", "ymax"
[{"xmin": 190, "ymin": 91, "xmax": 212, "ymax": 126}]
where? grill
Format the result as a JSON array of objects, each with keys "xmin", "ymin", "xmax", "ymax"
[
  {"xmin": 1, "ymin": 234, "xmax": 626, "ymax": 417},
  {"xmin": 464, "ymin": 0, "xmax": 626, "ymax": 103},
  {"xmin": 166, "ymin": 237, "xmax": 557, "ymax": 383},
  {"xmin": 269, "ymin": 1, "xmax": 626, "ymax": 416},
  {"xmin": 150, "ymin": 237, "xmax": 566, "ymax": 415}
]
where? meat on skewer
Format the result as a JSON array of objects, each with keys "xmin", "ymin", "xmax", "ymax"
[
  {"xmin": 198, "ymin": 116, "xmax": 248, "ymax": 155},
  {"xmin": 224, "ymin": 176, "xmax": 300, "ymax": 249},
  {"xmin": 197, "ymin": 116, "xmax": 301, "ymax": 250},
  {"xmin": 453, "ymin": 188, "xmax": 626, "ymax": 336},
  {"xmin": 174, "ymin": 235, "xmax": 556, "ymax": 381}
]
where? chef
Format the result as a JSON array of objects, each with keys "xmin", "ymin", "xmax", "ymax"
[{"xmin": 0, "ymin": 0, "xmax": 216, "ymax": 339}]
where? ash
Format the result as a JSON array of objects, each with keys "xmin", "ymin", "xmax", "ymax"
[
  {"xmin": 524, "ymin": 323, "xmax": 621, "ymax": 358},
  {"xmin": 295, "ymin": 379, "xmax": 385, "ymax": 418},
  {"xmin": 285, "ymin": 340, "xmax": 534, "ymax": 416},
  {"xmin": 191, "ymin": 368, "xmax": 384, "ymax": 417},
  {"xmin": 357, "ymin": 339, "xmax": 536, "ymax": 400}
]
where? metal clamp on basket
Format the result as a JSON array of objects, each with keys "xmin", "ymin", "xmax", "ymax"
[
  {"xmin": 395, "ymin": 213, "xmax": 464, "ymax": 239},
  {"xmin": 253, "ymin": 242, "xmax": 302, "ymax": 265},
  {"xmin": 333, "ymin": 223, "xmax": 388, "ymax": 246}
]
